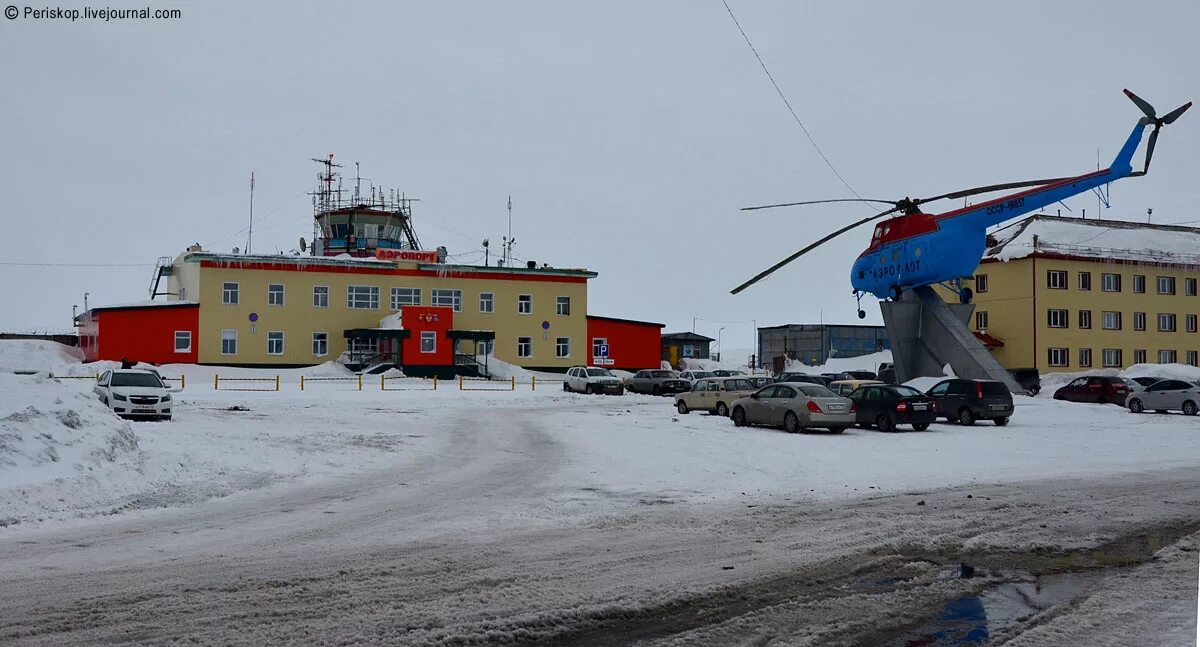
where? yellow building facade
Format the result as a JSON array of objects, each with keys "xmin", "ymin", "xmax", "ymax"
[
  {"xmin": 167, "ymin": 251, "xmax": 594, "ymax": 369},
  {"xmin": 963, "ymin": 215, "xmax": 1200, "ymax": 372}
]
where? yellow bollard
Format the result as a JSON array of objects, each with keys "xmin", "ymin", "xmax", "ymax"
[
  {"xmin": 433, "ymin": 375, "xmax": 438, "ymax": 390},
  {"xmin": 300, "ymin": 375, "xmax": 306, "ymax": 391},
  {"xmin": 214, "ymin": 374, "xmax": 219, "ymax": 390},
  {"xmin": 275, "ymin": 375, "xmax": 280, "ymax": 392},
  {"xmin": 380, "ymin": 374, "xmax": 385, "ymax": 391},
  {"xmin": 511, "ymin": 376, "xmax": 516, "ymax": 391},
  {"xmin": 459, "ymin": 375, "xmax": 464, "ymax": 390},
  {"xmin": 181, "ymin": 374, "xmax": 186, "ymax": 390},
  {"xmin": 531, "ymin": 375, "xmax": 537, "ymax": 391}
]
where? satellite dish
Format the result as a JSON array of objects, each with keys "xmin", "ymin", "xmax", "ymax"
[
  {"xmin": 233, "ymin": 246, "xmax": 240, "ymax": 254},
  {"xmin": 300, "ymin": 237, "xmax": 307, "ymax": 252}
]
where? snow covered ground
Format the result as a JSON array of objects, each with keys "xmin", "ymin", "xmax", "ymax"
[{"xmin": 1, "ymin": 341, "xmax": 1197, "ymax": 645}]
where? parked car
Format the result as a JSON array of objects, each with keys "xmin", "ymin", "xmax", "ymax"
[
  {"xmin": 730, "ymin": 383, "xmax": 855, "ymax": 433},
  {"xmin": 678, "ymin": 370, "xmax": 717, "ymax": 384},
  {"xmin": 712, "ymin": 369, "xmax": 747, "ymax": 377},
  {"xmin": 1008, "ymin": 368, "xmax": 1041, "ymax": 395},
  {"xmin": 1052, "ymin": 376, "xmax": 1130, "ymax": 404},
  {"xmin": 94, "ymin": 369, "xmax": 174, "ymax": 420},
  {"xmin": 926, "ymin": 378, "xmax": 1014, "ymax": 426},
  {"xmin": 828, "ymin": 379, "xmax": 883, "ymax": 397},
  {"xmin": 675, "ymin": 376, "xmax": 761, "ymax": 417},
  {"xmin": 1127, "ymin": 376, "xmax": 1169, "ymax": 389},
  {"xmin": 821, "ymin": 372, "xmax": 853, "ymax": 382},
  {"xmin": 844, "ymin": 370, "xmax": 878, "ymax": 381},
  {"xmin": 1125, "ymin": 380, "xmax": 1200, "ymax": 415},
  {"xmin": 877, "ymin": 367, "xmax": 898, "ymax": 384},
  {"xmin": 846, "ymin": 384, "xmax": 936, "ymax": 432},
  {"xmin": 564, "ymin": 366, "xmax": 624, "ymax": 394},
  {"xmin": 747, "ymin": 376, "xmax": 773, "ymax": 389},
  {"xmin": 774, "ymin": 372, "xmax": 832, "ymax": 386},
  {"xmin": 625, "ymin": 369, "xmax": 691, "ymax": 396}
]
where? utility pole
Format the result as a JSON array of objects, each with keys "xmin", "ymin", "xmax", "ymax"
[{"xmin": 247, "ymin": 172, "xmax": 255, "ymax": 254}]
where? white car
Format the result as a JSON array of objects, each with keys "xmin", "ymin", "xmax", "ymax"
[
  {"xmin": 94, "ymin": 369, "xmax": 174, "ymax": 420},
  {"xmin": 564, "ymin": 366, "xmax": 624, "ymax": 395},
  {"xmin": 678, "ymin": 370, "xmax": 716, "ymax": 384}
]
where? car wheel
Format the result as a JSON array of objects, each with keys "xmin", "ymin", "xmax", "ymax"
[
  {"xmin": 716, "ymin": 402, "xmax": 729, "ymax": 417},
  {"xmin": 994, "ymin": 416, "xmax": 1010, "ymax": 426},
  {"xmin": 1184, "ymin": 401, "xmax": 1198, "ymax": 416},
  {"xmin": 585, "ymin": 384, "xmax": 594, "ymax": 395},
  {"xmin": 732, "ymin": 407, "xmax": 747, "ymax": 427},
  {"xmin": 563, "ymin": 382, "xmax": 570, "ymax": 392},
  {"xmin": 958, "ymin": 408, "xmax": 976, "ymax": 426},
  {"xmin": 912, "ymin": 423, "xmax": 930, "ymax": 431},
  {"xmin": 651, "ymin": 385, "xmax": 661, "ymax": 396},
  {"xmin": 784, "ymin": 411, "xmax": 800, "ymax": 433},
  {"xmin": 676, "ymin": 400, "xmax": 689, "ymax": 414},
  {"xmin": 1128, "ymin": 398, "xmax": 1143, "ymax": 413},
  {"xmin": 876, "ymin": 415, "xmax": 894, "ymax": 432}
]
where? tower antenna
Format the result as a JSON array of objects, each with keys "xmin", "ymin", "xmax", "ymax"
[{"xmin": 247, "ymin": 172, "xmax": 255, "ymax": 254}]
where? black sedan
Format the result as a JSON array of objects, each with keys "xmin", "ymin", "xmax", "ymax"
[{"xmin": 846, "ymin": 384, "xmax": 937, "ymax": 432}]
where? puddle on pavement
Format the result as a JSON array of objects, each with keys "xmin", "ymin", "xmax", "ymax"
[{"xmin": 896, "ymin": 570, "xmax": 1106, "ymax": 646}]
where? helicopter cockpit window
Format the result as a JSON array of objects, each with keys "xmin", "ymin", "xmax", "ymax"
[{"xmin": 873, "ymin": 226, "xmax": 882, "ymax": 240}]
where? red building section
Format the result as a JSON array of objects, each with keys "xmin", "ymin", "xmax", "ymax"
[
  {"xmin": 399, "ymin": 306, "xmax": 454, "ymax": 369},
  {"xmin": 77, "ymin": 303, "xmax": 199, "ymax": 365},
  {"xmin": 586, "ymin": 315, "xmax": 664, "ymax": 371}
]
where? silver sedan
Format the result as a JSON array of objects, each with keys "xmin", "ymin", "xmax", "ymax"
[
  {"xmin": 730, "ymin": 382, "xmax": 855, "ymax": 433},
  {"xmin": 1125, "ymin": 379, "xmax": 1200, "ymax": 415}
]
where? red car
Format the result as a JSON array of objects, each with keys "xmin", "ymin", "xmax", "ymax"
[{"xmin": 1052, "ymin": 376, "xmax": 1130, "ymax": 404}]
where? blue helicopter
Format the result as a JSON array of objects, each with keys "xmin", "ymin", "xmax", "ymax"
[{"xmin": 732, "ymin": 90, "xmax": 1191, "ymax": 318}]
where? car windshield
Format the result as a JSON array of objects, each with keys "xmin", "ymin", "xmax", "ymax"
[
  {"xmin": 111, "ymin": 372, "xmax": 164, "ymax": 388},
  {"xmin": 980, "ymin": 382, "xmax": 1009, "ymax": 396},
  {"xmin": 798, "ymin": 385, "xmax": 836, "ymax": 398},
  {"xmin": 586, "ymin": 368, "xmax": 613, "ymax": 377},
  {"xmin": 649, "ymin": 371, "xmax": 672, "ymax": 378},
  {"xmin": 888, "ymin": 385, "xmax": 923, "ymax": 398},
  {"xmin": 691, "ymin": 371, "xmax": 715, "ymax": 379}
]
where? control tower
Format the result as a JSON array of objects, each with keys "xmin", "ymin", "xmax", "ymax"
[{"xmin": 310, "ymin": 154, "xmax": 422, "ymax": 257}]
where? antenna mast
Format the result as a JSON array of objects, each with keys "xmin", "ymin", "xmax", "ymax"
[
  {"xmin": 247, "ymin": 172, "xmax": 255, "ymax": 254},
  {"xmin": 502, "ymin": 194, "xmax": 514, "ymax": 266}
]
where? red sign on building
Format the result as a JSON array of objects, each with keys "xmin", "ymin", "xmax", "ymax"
[{"xmin": 375, "ymin": 249, "xmax": 440, "ymax": 263}]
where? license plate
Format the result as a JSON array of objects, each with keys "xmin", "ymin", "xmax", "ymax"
[
  {"xmin": 988, "ymin": 404, "xmax": 1007, "ymax": 411},
  {"xmin": 912, "ymin": 403, "xmax": 928, "ymax": 410},
  {"xmin": 133, "ymin": 407, "xmax": 156, "ymax": 413}
]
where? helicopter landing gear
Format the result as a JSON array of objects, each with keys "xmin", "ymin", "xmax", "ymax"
[
  {"xmin": 888, "ymin": 285, "xmax": 904, "ymax": 301},
  {"xmin": 853, "ymin": 291, "xmax": 867, "ymax": 319}
]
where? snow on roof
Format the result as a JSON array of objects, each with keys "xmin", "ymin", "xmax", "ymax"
[
  {"xmin": 88, "ymin": 300, "xmax": 198, "ymax": 311},
  {"xmin": 986, "ymin": 214, "xmax": 1200, "ymax": 266}
]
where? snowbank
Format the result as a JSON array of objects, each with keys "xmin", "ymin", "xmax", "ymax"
[
  {"xmin": 1039, "ymin": 363, "xmax": 1200, "ymax": 396},
  {"xmin": 785, "ymin": 350, "xmax": 894, "ymax": 375},
  {"xmin": 0, "ymin": 340, "xmax": 84, "ymax": 374},
  {"xmin": 0, "ymin": 373, "xmax": 140, "ymax": 526}
]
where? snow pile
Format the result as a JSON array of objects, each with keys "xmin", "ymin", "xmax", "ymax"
[
  {"xmin": 379, "ymin": 312, "xmax": 404, "ymax": 329},
  {"xmin": 988, "ymin": 215, "xmax": 1200, "ymax": 265},
  {"xmin": 1039, "ymin": 363, "xmax": 1200, "ymax": 396},
  {"xmin": 0, "ymin": 373, "xmax": 140, "ymax": 526},
  {"xmin": 0, "ymin": 340, "xmax": 84, "ymax": 374},
  {"xmin": 785, "ymin": 350, "xmax": 894, "ymax": 375}
]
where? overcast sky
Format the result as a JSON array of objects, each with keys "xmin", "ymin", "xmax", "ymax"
[{"xmin": 2, "ymin": 1, "xmax": 1197, "ymax": 353}]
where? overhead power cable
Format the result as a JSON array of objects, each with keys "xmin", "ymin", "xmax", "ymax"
[{"xmin": 720, "ymin": 0, "xmax": 865, "ymax": 202}]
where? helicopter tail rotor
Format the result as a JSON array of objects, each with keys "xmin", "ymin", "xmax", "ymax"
[{"xmin": 1123, "ymin": 89, "xmax": 1192, "ymax": 175}]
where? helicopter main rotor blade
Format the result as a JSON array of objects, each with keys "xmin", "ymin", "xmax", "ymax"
[
  {"xmin": 1124, "ymin": 89, "xmax": 1157, "ymax": 121},
  {"xmin": 1162, "ymin": 101, "xmax": 1192, "ymax": 124},
  {"xmin": 1143, "ymin": 126, "xmax": 1160, "ymax": 174},
  {"xmin": 922, "ymin": 177, "xmax": 1071, "ymax": 203},
  {"xmin": 741, "ymin": 198, "xmax": 896, "ymax": 211},
  {"xmin": 730, "ymin": 205, "xmax": 901, "ymax": 295}
]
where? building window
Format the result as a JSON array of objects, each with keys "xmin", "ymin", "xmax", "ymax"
[
  {"xmin": 1102, "ymin": 311, "xmax": 1122, "ymax": 330},
  {"xmin": 1187, "ymin": 278, "xmax": 1198, "ymax": 297},
  {"xmin": 479, "ymin": 292, "xmax": 494, "ymax": 313},
  {"xmin": 478, "ymin": 339, "xmax": 494, "ymax": 356},
  {"xmin": 313, "ymin": 286, "xmax": 329, "ymax": 308},
  {"xmin": 1077, "ymin": 272, "xmax": 1091, "ymax": 291},
  {"xmin": 556, "ymin": 296, "xmax": 571, "ymax": 316},
  {"xmin": 1187, "ymin": 314, "xmax": 1198, "ymax": 333},
  {"xmin": 431, "ymin": 289, "xmax": 462, "ymax": 312},
  {"xmin": 179, "ymin": 287, "xmax": 187, "ymax": 301},
  {"xmin": 268, "ymin": 284, "xmax": 285, "ymax": 306},
  {"xmin": 174, "ymin": 331, "xmax": 192, "ymax": 353},
  {"xmin": 1078, "ymin": 348, "xmax": 1092, "ymax": 368},
  {"xmin": 1157, "ymin": 313, "xmax": 1177, "ymax": 332},
  {"xmin": 312, "ymin": 332, "xmax": 328, "ymax": 357},
  {"xmin": 1046, "ymin": 270, "xmax": 1067, "ymax": 289},
  {"xmin": 1101, "ymin": 273, "xmax": 1121, "ymax": 292},
  {"xmin": 974, "ymin": 274, "xmax": 988, "ymax": 293},
  {"xmin": 391, "ymin": 287, "xmax": 422, "ymax": 310},
  {"xmin": 517, "ymin": 336, "xmax": 532, "ymax": 358},
  {"xmin": 555, "ymin": 337, "xmax": 570, "ymax": 358},
  {"xmin": 517, "ymin": 294, "xmax": 532, "ymax": 315},
  {"xmin": 1133, "ymin": 275, "xmax": 1146, "ymax": 293},
  {"xmin": 1158, "ymin": 350, "xmax": 1177, "ymax": 364},
  {"xmin": 592, "ymin": 337, "xmax": 607, "ymax": 358},
  {"xmin": 1047, "ymin": 347, "xmax": 1068, "ymax": 367},
  {"xmin": 267, "ymin": 331, "xmax": 284, "ymax": 355},
  {"xmin": 1157, "ymin": 276, "xmax": 1176, "ymax": 295},
  {"xmin": 420, "ymin": 331, "xmax": 436, "ymax": 354},
  {"xmin": 1078, "ymin": 309, "xmax": 1092, "ymax": 329},
  {"xmin": 975, "ymin": 311, "xmax": 988, "ymax": 330},
  {"xmin": 222, "ymin": 282, "xmax": 239, "ymax": 305},
  {"xmin": 1102, "ymin": 348, "xmax": 1122, "ymax": 368},
  {"xmin": 1134, "ymin": 312, "xmax": 1146, "ymax": 331},
  {"xmin": 347, "ymin": 285, "xmax": 380, "ymax": 310},
  {"xmin": 220, "ymin": 329, "xmax": 237, "ymax": 355},
  {"xmin": 1187, "ymin": 350, "xmax": 1198, "ymax": 367},
  {"xmin": 1047, "ymin": 309, "xmax": 1068, "ymax": 328},
  {"xmin": 1133, "ymin": 349, "xmax": 1147, "ymax": 364}
]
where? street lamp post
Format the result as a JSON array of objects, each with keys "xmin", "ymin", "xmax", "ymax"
[{"xmin": 717, "ymin": 326, "xmax": 726, "ymax": 362}]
